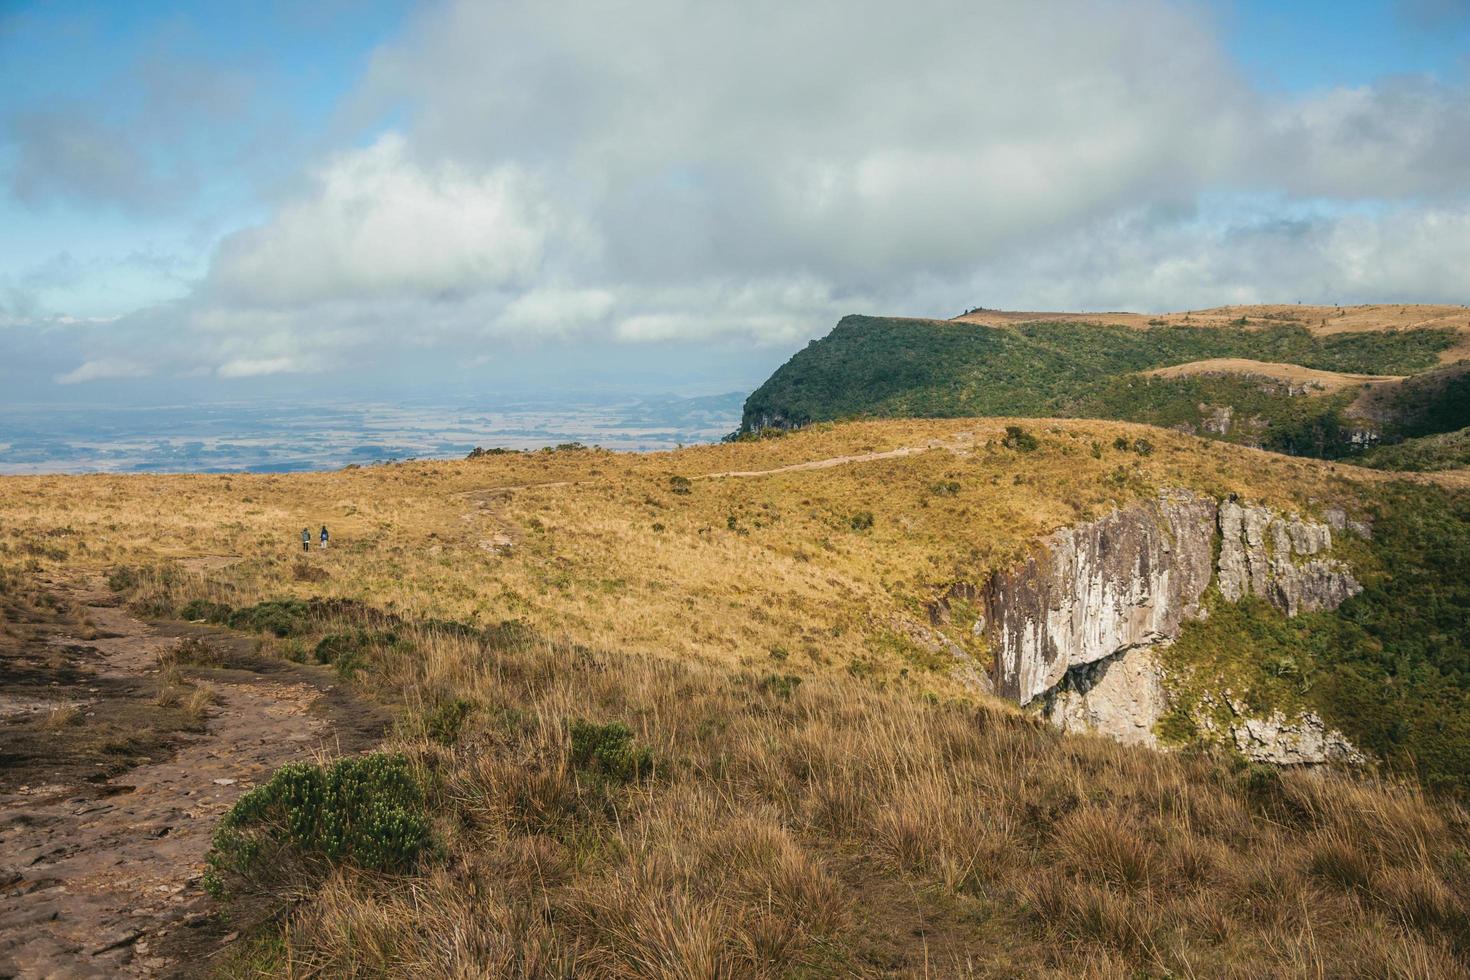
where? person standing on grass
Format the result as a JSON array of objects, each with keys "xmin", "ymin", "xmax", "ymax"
[
  {"xmin": 319, "ymin": 525, "xmax": 329, "ymax": 550},
  {"xmin": 301, "ymin": 527, "xmax": 311, "ymax": 553}
]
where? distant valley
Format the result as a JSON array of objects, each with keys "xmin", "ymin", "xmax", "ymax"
[{"xmin": 0, "ymin": 392, "xmax": 745, "ymax": 474}]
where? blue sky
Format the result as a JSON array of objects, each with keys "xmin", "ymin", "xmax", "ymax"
[
  {"xmin": 2, "ymin": 0, "xmax": 1468, "ymax": 405},
  {"xmin": 1217, "ymin": 0, "xmax": 1470, "ymax": 90}
]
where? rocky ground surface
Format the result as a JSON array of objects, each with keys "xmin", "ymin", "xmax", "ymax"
[{"xmin": 0, "ymin": 577, "xmax": 385, "ymax": 979}]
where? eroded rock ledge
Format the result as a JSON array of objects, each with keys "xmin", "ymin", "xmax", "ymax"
[{"xmin": 978, "ymin": 490, "xmax": 1364, "ymax": 764}]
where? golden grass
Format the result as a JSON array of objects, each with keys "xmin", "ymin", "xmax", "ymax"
[
  {"xmin": 1143, "ymin": 357, "xmax": 1405, "ymax": 390},
  {"xmin": 954, "ymin": 303, "xmax": 1470, "ymax": 362},
  {"xmin": 210, "ymin": 611, "xmax": 1470, "ymax": 977},
  {"xmin": 0, "ymin": 418, "xmax": 1420, "ymax": 699},
  {"xmin": 5, "ymin": 418, "xmax": 1469, "ymax": 974}
]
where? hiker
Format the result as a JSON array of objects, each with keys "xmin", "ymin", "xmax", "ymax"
[
  {"xmin": 319, "ymin": 525, "xmax": 330, "ymax": 550},
  {"xmin": 301, "ymin": 527, "xmax": 311, "ymax": 553}
]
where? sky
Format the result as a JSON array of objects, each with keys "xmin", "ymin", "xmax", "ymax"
[{"xmin": 1, "ymin": 0, "xmax": 1468, "ymax": 406}]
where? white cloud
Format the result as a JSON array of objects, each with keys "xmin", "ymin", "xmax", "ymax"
[
  {"xmin": 941, "ymin": 197, "xmax": 1470, "ymax": 314},
  {"xmin": 498, "ymin": 287, "xmax": 615, "ymax": 337},
  {"xmin": 54, "ymin": 358, "xmax": 150, "ymax": 384},
  {"xmin": 14, "ymin": 0, "xmax": 1470, "ymax": 393},
  {"xmin": 216, "ymin": 356, "xmax": 306, "ymax": 378},
  {"xmin": 208, "ymin": 133, "xmax": 567, "ymax": 305}
]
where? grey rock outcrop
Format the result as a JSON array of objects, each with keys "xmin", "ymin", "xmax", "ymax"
[
  {"xmin": 1200, "ymin": 404, "xmax": 1233, "ymax": 436},
  {"xmin": 984, "ymin": 490, "xmax": 1217, "ymax": 705},
  {"xmin": 1217, "ymin": 500, "xmax": 1361, "ymax": 616},
  {"xmin": 1040, "ymin": 646, "xmax": 1166, "ymax": 747},
  {"xmin": 1323, "ymin": 506, "xmax": 1373, "ymax": 540},
  {"xmin": 1232, "ymin": 712, "xmax": 1363, "ymax": 766},
  {"xmin": 1195, "ymin": 695, "xmax": 1365, "ymax": 766},
  {"xmin": 977, "ymin": 490, "xmax": 1368, "ymax": 765}
]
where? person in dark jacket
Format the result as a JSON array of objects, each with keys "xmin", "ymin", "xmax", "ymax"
[
  {"xmin": 301, "ymin": 527, "xmax": 311, "ymax": 553},
  {"xmin": 319, "ymin": 525, "xmax": 330, "ymax": 550}
]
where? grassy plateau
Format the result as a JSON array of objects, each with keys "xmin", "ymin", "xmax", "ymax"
[{"xmin": 4, "ymin": 417, "xmax": 1470, "ymax": 975}]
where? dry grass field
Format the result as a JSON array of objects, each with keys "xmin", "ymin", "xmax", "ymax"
[
  {"xmin": 955, "ymin": 303, "xmax": 1470, "ymax": 362},
  {"xmin": 0, "ymin": 418, "xmax": 1416, "ymax": 694},
  {"xmin": 4, "ymin": 418, "xmax": 1470, "ymax": 976},
  {"xmin": 1143, "ymin": 357, "xmax": 1406, "ymax": 391},
  {"xmin": 952, "ymin": 302, "xmax": 1470, "ymax": 348}
]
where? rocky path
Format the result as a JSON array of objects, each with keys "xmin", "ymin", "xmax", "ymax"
[{"xmin": 0, "ymin": 579, "xmax": 380, "ymax": 978}]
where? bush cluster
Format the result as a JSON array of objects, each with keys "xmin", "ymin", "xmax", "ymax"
[
  {"xmin": 204, "ymin": 753, "xmax": 431, "ymax": 899},
  {"xmin": 425, "ymin": 698, "xmax": 475, "ymax": 746},
  {"xmin": 1002, "ymin": 425, "xmax": 1039, "ymax": 451},
  {"xmin": 569, "ymin": 719, "xmax": 654, "ymax": 784}
]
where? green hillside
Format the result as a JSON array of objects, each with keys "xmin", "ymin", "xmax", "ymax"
[
  {"xmin": 740, "ymin": 316, "xmax": 1460, "ymax": 461},
  {"xmin": 1355, "ymin": 363, "xmax": 1470, "ymax": 441},
  {"xmin": 1162, "ymin": 482, "xmax": 1470, "ymax": 795},
  {"xmin": 1359, "ymin": 427, "xmax": 1470, "ymax": 472}
]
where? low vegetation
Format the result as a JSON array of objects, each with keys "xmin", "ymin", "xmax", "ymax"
[
  {"xmin": 159, "ymin": 596, "xmax": 1469, "ymax": 976},
  {"xmin": 1062, "ymin": 374, "xmax": 1360, "ymax": 457},
  {"xmin": 1161, "ymin": 483, "xmax": 1470, "ymax": 795},
  {"xmin": 1359, "ymin": 426, "xmax": 1470, "ymax": 472}
]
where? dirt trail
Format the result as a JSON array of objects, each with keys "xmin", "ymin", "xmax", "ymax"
[
  {"xmin": 0, "ymin": 578, "xmax": 383, "ymax": 978},
  {"xmin": 696, "ymin": 437, "xmax": 968, "ymax": 479},
  {"xmin": 454, "ymin": 435, "xmax": 973, "ymax": 502}
]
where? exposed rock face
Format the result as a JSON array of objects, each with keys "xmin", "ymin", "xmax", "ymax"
[
  {"xmin": 1323, "ymin": 506, "xmax": 1373, "ymax": 540},
  {"xmin": 979, "ymin": 490, "xmax": 1368, "ymax": 765},
  {"xmin": 1040, "ymin": 646, "xmax": 1166, "ymax": 747},
  {"xmin": 984, "ymin": 490, "xmax": 1217, "ymax": 705},
  {"xmin": 1232, "ymin": 713, "xmax": 1363, "ymax": 766},
  {"xmin": 1217, "ymin": 501, "xmax": 1361, "ymax": 616},
  {"xmin": 1196, "ymin": 696, "xmax": 1365, "ymax": 766},
  {"xmin": 1200, "ymin": 404, "xmax": 1233, "ymax": 436}
]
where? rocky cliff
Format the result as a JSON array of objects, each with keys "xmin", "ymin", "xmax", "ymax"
[
  {"xmin": 983, "ymin": 491, "xmax": 1216, "ymax": 705},
  {"xmin": 980, "ymin": 490, "xmax": 1364, "ymax": 764},
  {"xmin": 1217, "ymin": 499, "xmax": 1362, "ymax": 615}
]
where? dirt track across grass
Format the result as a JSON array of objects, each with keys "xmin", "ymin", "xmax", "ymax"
[{"xmin": 0, "ymin": 576, "xmax": 386, "ymax": 978}]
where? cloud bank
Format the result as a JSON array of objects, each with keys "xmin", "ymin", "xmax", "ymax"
[{"xmin": 6, "ymin": 0, "xmax": 1469, "ymax": 390}]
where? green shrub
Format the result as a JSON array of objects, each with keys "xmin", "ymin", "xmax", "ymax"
[
  {"xmin": 669, "ymin": 475, "xmax": 693, "ymax": 495},
  {"xmin": 1002, "ymin": 426, "xmax": 1039, "ymax": 451},
  {"xmin": 203, "ymin": 753, "xmax": 431, "ymax": 899},
  {"xmin": 569, "ymin": 719, "xmax": 654, "ymax": 784},
  {"xmin": 759, "ymin": 673, "xmax": 803, "ymax": 699},
  {"xmin": 484, "ymin": 618, "xmax": 537, "ymax": 650},
  {"xmin": 1132, "ymin": 438, "xmax": 1154, "ymax": 456},
  {"xmin": 180, "ymin": 598, "xmax": 232, "ymax": 623},
  {"xmin": 228, "ymin": 600, "xmax": 310, "ymax": 638},
  {"xmin": 425, "ymin": 698, "xmax": 475, "ymax": 746},
  {"xmin": 107, "ymin": 566, "xmax": 140, "ymax": 592},
  {"xmin": 312, "ymin": 630, "xmax": 399, "ymax": 681},
  {"xmin": 849, "ymin": 511, "xmax": 875, "ymax": 531}
]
